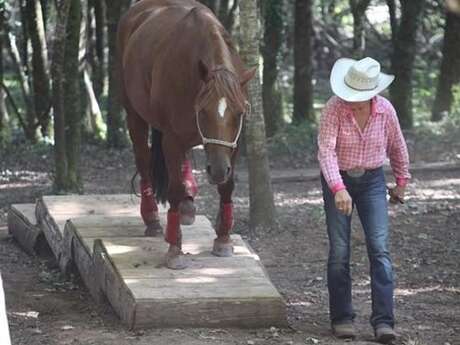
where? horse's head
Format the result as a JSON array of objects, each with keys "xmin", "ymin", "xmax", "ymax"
[{"xmin": 196, "ymin": 62, "xmax": 256, "ymax": 185}]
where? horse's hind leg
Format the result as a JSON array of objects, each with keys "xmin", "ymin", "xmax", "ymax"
[
  {"xmin": 126, "ymin": 111, "xmax": 162, "ymax": 236},
  {"xmin": 212, "ymin": 175, "xmax": 235, "ymax": 257}
]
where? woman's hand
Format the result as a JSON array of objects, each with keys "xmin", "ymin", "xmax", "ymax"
[
  {"xmin": 389, "ymin": 185, "xmax": 405, "ymax": 204},
  {"xmin": 335, "ymin": 189, "xmax": 352, "ymax": 216}
]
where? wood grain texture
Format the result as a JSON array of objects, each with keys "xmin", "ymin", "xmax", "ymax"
[
  {"xmin": 36, "ymin": 198, "xmax": 72, "ymax": 273},
  {"xmin": 7, "ymin": 204, "xmax": 42, "ymax": 255},
  {"xmin": 17, "ymin": 194, "xmax": 287, "ymax": 328}
]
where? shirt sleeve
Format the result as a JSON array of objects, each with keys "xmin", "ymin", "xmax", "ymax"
[
  {"xmin": 386, "ymin": 104, "xmax": 411, "ymax": 186},
  {"xmin": 318, "ymin": 98, "xmax": 346, "ymax": 194}
]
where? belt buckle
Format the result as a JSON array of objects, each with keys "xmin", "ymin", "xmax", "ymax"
[{"xmin": 347, "ymin": 168, "xmax": 365, "ymax": 178}]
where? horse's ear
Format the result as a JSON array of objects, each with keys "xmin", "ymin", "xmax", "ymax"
[
  {"xmin": 240, "ymin": 67, "xmax": 257, "ymax": 88},
  {"xmin": 198, "ymin": 59, "xmax": 210, "ymax": 81}
]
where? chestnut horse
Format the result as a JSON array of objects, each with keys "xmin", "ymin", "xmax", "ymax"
[{"xmin": 117, "ymin": 0, "xmax": 255, "ymax": 269}]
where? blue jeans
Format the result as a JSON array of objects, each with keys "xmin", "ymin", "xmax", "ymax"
[{"xmin": 321, "ymin": 167, "xmax": 394, "ymax": 328}]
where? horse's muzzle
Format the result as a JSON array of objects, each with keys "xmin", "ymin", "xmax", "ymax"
[{"xmin": 206, "ymin": 163, "xmax": 231, "ymax": 185}]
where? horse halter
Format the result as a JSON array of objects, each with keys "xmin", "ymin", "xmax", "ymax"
[{"xmin": 195, "ymin": 101, "xmax": 251, "ymax": 149}]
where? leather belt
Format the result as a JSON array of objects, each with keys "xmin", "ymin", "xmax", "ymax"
[{"xmin": 340, "ymin": 167, "xmax": 380, "ymax": 178}]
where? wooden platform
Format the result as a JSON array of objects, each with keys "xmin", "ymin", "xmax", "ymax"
[{"xmin": 9, "ymin": 195, "xmax": 286, "ymax": 329}]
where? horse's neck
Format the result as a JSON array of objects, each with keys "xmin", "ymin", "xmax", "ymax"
[{"xmin": 209, "ymin": 29, "xmax": 235, "ymax": 72}]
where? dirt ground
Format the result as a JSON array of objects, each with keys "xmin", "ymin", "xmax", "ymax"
[{"xmin": 0, "ymin": 141, "xmax": 459, "ymax": 345}]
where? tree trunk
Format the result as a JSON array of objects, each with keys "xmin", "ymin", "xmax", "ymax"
[
  {"xmin": 199, "ymin": 0, "xmax": 217, "ymax": 13},
  {"xmin": 262, "ymin": 0, "xmax": 283, "ymax": 137},
  {"xmin": 218, "ymin": 0, "xmax": 230, "ymax": 25},
  {"xmin": 83, "ymin": 68, "xmax": 105, "ymax": 139},
  {"xmin": 431, "ymin": 11, "xmax": 460, "ymax": 121},
  {"xmin": 349, "ymin": 0, "xmax": 371, "ymax": 58},
  {"xmin": 386, "ymin": 0, "xmax": 398, "ymax": 45},
  {"xmin": 90, "ymin": 0, "xmax": 105, "ymax": 102},
  {"xmin": 293, "ymin": 0, "xmax": 314, "ymax": 123},
  {"xmin": 27, "ymin": 0, "xmax": 51, "ymax": 137},
  {"xmin": 0, "ymin": 1, "xmax": 8, "ymax": 146},
  {"xmin": 64, "ymin": 0, "xmax": 83, "ymax": 192},
  {"xmin": 6, "ymin": 32, "xmax": 37, "ymax": 141},
  {"xmin": 239, "ymin": 0, "xmax": 277, "ymax": 230},
  {"xmin": 217, "ymin": 0, "xmax": 237, "ymax": 33},
  {"xmin": 389, "ymin": 0, "xmax": 425, "ymax": 129},
  {"xmin": 19, "ymin": 0, "xmax": 30, "ymax": 70},
  {"xmin": 51, "ymin": 0, "xmax": 72, "ymax": 192},
  {"xmin": 105, "ymin": 0, "xmax": 128, "ymax": 148}
]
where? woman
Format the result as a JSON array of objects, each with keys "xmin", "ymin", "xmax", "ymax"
[{"xmin": 318, "ymin": 57, "xmax": 410, "ymax": 344}]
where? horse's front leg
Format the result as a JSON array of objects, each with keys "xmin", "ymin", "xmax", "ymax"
[
  {"xmin": 126, "ymin": 110, "xmax": 162, "ymax": 237},
  {"xmin": 162, "ymin": 137, "xmax": 188, "ymax": 269},
  {"xmin": 179, "ymin": 155, "xmax": 197, "ymax": 225},
  {"xmin": 213, "ymin": 175, "xmax": 235, "ymax": 257}
]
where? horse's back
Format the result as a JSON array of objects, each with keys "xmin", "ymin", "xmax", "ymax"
[{"xmin": 118, "ymin": 0, "xmax": 217, "ymax": 129}]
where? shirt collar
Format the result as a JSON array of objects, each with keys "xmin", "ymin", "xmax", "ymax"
[{"xmin": 340, "ymin": 96, "xmax": 380, "ymax": 117}]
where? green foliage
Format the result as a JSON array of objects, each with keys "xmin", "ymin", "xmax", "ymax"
[
  {"xmin": 450, "ymin": 84, "xmax": 460, "ymax": 118},
  {"xmin": 267, "ymin": 120, "xmax": 318, "ymax": 163}
]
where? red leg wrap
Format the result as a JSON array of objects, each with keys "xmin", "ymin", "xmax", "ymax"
[
  {"xmin": 219, "ymin": 202, "xmax": 234, "ymax": 234},
  {"xmin": 182, "ymin": 159, "xmax": 198, "ymax": 199},
  {"xmin": 165, "ymin": 210, "xmax": 180, "ymax": 245},
  {"xmin": 140, "ymin": 181, "xmax": 158, "ymax": 224}
]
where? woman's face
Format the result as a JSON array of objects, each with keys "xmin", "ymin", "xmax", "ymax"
[{"xmin": 347, "ymin": 100, "xmax": 371, "ymax": 113}]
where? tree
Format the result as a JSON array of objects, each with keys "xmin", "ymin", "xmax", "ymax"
[
  {"xmin": 88, "ymin": 0, "xmax": 105, "ymax": 102},
  {"xmin": 26, "ymin": 0, "xmax": 51, "ymax": 136},
  {"xmin": 293, "ymin": 0, "xmax": 314, "ymax": 123},
  {"xmin": 199, "ymin": 0, "xmax": 217, "ymax": 13},
  {"xmin": 51, "ymin": 0, "xmax": 72, "ymax": 191},
  {"xmin": 386, "ymin": 0, "xmax": 397, "ymax": 45},
  {"xmin": 349, "ymin": 0, "xmax": 371, "ymax": 58},
  {"xmin": 389, "ymin": 0, "xmax": 425, "ymax": 129},
  {"xmin": 217, "ymin": 0, "xmax": 238, "ymax": 33},
  {"xmin": 262, "ymin": 0, "xmax": 284, "ymax": 136},
  {"xmin": 6, "ymin": 29, "xmax": 37, "ymax": 141},
  {"xmin": 431, "ymin": 10, "xmax": 460, "ymax": 121},
  {"xmin": 0, "ymin": 0, "xmax": 7, "ymax": 146},
  {"xmin": 105, "ymin": 0, "xmax": 129, "ymax": 148},
  {"xmin": 64, "ymin": 0, "xmax": 82, "ymax": 192},
  {"xmin": 239, "ymin": 0, "xmax": 277, "ymax": 230}
]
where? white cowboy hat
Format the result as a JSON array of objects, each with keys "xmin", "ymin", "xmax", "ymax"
[{"xmin": 330, "ymin": 57, "xmax": 395, "ymax": 102}]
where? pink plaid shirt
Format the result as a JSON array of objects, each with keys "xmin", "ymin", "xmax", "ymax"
[{"xmin": 318, "ymin": 95, "xmax": 411, "ymax": 194}]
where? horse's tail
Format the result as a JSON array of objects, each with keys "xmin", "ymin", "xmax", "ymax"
[{"xmin": 151, "ymin": 128, "xmax": 168, "ymax": 204}]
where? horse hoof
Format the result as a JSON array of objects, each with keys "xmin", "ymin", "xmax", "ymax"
[
  {"xmin": 179, "ymin": 199, "xmax": 196, "ymax": 225},
  {"xmin": 144, "ymin": 220, "xmax": 162, "ymax": 237},
  {"xmin": 212, "ymin": 239, "xmax": 234, "ymax": 257},
  {"xmin": 165, "ymin": 252, "xmax": 188, "ymax": 270}
]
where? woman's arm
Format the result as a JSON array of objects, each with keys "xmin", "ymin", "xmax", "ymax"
[
  {"xmin": 386, "ymin": 105, "xmax": 411, "ymax": 186},
  {"xmin": 318, "ymin": 98, "xmax": 346, "ymax": 194}
]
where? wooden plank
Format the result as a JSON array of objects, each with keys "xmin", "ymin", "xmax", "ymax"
[
  {"xmin": 93, "ymin": 237, "xmax": 286, "ymax": 328},
  {"xmin": 63, "ymin": 221, "xmax": 103, "ymax": 302},
  {"xmin": 35, "ymin": 194, "xmax": 287, "ymax": 329},
  {"xmin": 134, "ymin": 297, "xmax": 287, "ymax": 328},
  {"xmin": 93, "ymin": 239, "xmax": 137, "ymax": 328},
  {"xmin": 0, "ymin": 274, "xmax": 12, "ymax": 345},
  {"xmin": 36, "ymin": 198, "xmax": 72, "ymax": 274},
  {"xmin": 40, "ymin": 194, "xmax": 149, "ymax": 215},
  {"xmin": 7, "ymin": 204, "xmax": 43, "ymax": 255}
]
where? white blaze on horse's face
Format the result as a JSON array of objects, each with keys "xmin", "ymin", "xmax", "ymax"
[{"xmin": 217, "ymin": 97, "xmax": 227, "ymax": 119}]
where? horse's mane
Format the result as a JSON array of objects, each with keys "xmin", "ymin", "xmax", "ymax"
[{"xmin": 196, "ymin": 66, "xmax": 246, "ymax": 113}]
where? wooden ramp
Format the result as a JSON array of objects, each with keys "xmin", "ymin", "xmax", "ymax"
[{"xmin": 9, "ymin": 195, "xmax": 286, "ymax": 329}]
